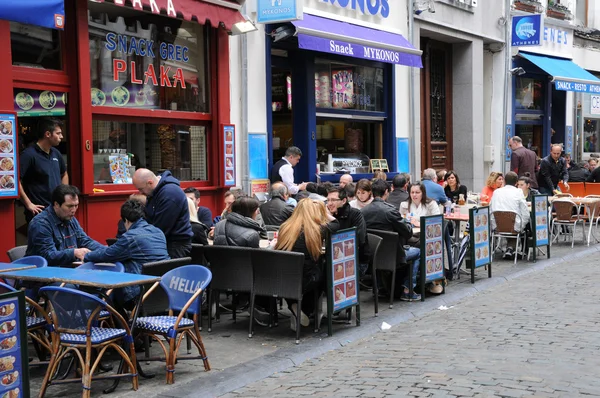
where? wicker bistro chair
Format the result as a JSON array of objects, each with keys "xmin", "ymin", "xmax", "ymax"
[
  {"xmin": 366, "ymin": 229, "xmax": 400, "ymax": 309},
  {"xmin": 38, "ymin": 286, "xmax": 138, "ymax": 398},
  {"xmin": 6, "ymin": 245, "xmax": 27, "ymax": 262},
  {"xmin": 366, "ymin": 234, "xmax": 383, "ymax": 317},
  {"xmin": 551, "ymin": 199, "xmax": 585, "ymax": 248},
  {"xmin": 142, "ymin": 257, "xmax": 192, "ymax": 315},
  {"xmin": 491, "ymin": 211, "xmax": 526, "ymax": 265},
  {"xmin": 134, "ymin": 265, "xmax": 212, "ymax": 384},
  {"xmin": 75, "ymin": 262, "xmax": 125, "ymax": 325},
  {"xmin": 248, "ymin": 250, "xmax": 309, "ymax": 344},
  {"xmin": 202, "ymin": 246, "xmax": 253, "ymax": 332}
]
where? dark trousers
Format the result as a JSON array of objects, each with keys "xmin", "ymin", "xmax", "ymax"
[{"xmin": 167, "ymin": 240, "xmax": 192, "ymax": 259}]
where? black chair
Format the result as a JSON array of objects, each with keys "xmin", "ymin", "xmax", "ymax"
[
  {"xmin": 366, "ymin": 233, "xmax": 383, "ymax": 317},
  {"xmin": 190, "ymin": 243, "xmax": 207, "ymax": 266},
  {"xmin": 366, "ymin": 229, "xmax": 399, "ymax": 309},
  {"xmin": 249, "ymin": 250, "xmax": 311, "ymax": 344},
  {"xmin": 142, "ymin": 257, "xmax": 192, "ymax": 315},
  {"xmin": 202, "ymin": 246, "xmax": 253, "ymax": 332},
  {"xmin": 7, "ymin": 245, "xmax": 27, "ymax": 262}
]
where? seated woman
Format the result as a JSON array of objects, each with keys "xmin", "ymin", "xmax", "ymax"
[
  {"xmin": 437, "ymin": 169, "xmax": 447, "ymax": 188},
  {"xmin": 444, "ymin": 170, "xmax": 468, "ymax": 204},
  {"xmin": 275, "ymin": 199, "xmax": 339, "ymax": 330},
  {"xmin": 481, "ymin": 172, "xmax": 504, "ymax": 202},
  {"xmin": 349, "ymin": 179, "xmax": 373, "ymax": 210},
  {"xmin": 517, "ymin": 173, "xmax": 540, "ymax": 202},
  {"xmin": 187, "ymin": 197, "xmax": 209, "ymax": 245},
  {"xmin": 214, "ymin": 197, "xmax": 265, "ymax": 248}
]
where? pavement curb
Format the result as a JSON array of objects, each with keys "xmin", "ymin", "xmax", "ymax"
[{"xmin": 159, "ymin": 245, "xmax": 600, "ymax": 398}]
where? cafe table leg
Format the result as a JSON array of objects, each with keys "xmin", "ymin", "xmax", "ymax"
[{"xmin": 586, "ymin": 205, "xmax": 596, "ymax": 246}]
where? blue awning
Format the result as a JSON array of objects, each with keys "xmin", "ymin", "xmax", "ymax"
[
  {"xmin": 519, "ymin": 52, "xmax": 600, "ymax": 93},
  {"xmin": 0, "ymin": 0, "xmax": 65, "ymax": 30},
  {"xmin": 291, "ymin": 14, "xmax": 422, "ymax": 68}
]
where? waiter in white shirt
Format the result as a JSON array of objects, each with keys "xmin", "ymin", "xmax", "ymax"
[{"xmin": 270, "ymin": 146, "xmax": 308, "ymax": 195}]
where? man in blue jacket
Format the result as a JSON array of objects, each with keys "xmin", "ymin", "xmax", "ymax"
[
  {"xmin": 133, "ymin": 168, "xmax": 192, "ymax": 258},
  {"xmin": 27, "ymin": 185, "xmax": 104, "ymax": 265},
  {"xmin": 85, "ymin": 199, "xmax": 170, "ymax": 310}
]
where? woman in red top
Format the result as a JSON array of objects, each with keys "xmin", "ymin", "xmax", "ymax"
[{"xmin": 481, "ymin": 172, "xmax": 504, "ymax": 202}]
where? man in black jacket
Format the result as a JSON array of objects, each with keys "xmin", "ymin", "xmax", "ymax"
[
  {"xmin": 386, "ymin": 173, "xmax": 409, "ymax": 210},
  {"xmin": 260, "ymin": 182, "xmax": 294, "ymax": 227},
  {"xmin": 327, "ymin": 186, "xmax": 370, "ymax": 276},
  {"xmin": 538, "ymin": 145, "xmax": 570, "ymax": 195},
  {"xmin": 569, "ymin": 161, "xmax": 589, "ymax": 182}
]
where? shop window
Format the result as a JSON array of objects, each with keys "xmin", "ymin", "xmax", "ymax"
[
  {"xmin": 92, "ymin": 120, "xmax": 207, "ymax": 184},
  {"xmin": 10, "ymin": 22, "xmax": 62, "ymax": 70},
  {"xmin": 88, "ymin": 1, "xmax": 210, "ymax": 112},
  {"xmin": 583, "ymin": 118, "xmax": 600, "ymax": 153},
  {"xmin": 515, "ymin": 77, "xmax": 544, "ymax": 110},
  {"xmin": 315, "ymin": 59, "xmax": 384, "ymax": 112}
]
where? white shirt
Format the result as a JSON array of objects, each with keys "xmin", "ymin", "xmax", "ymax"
[
  {"xmin": 278, "ymin": 157, "xmax": 299, "ymax": 195},
  {"xmin": 400, "ymin": 200, "xmax": 440, "ymax": 221},
  {"xmin": 490, "ymin": 185, "xmax": 530, "ymax": 232}
]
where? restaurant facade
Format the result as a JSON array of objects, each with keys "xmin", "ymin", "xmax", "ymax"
[{"xmin": 0, "ymin": 0, "xmax": 247, "ymax": 259}]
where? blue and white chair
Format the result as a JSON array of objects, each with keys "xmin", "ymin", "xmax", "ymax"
[
  {"xmin": 74, "ymin": 262, "xmax": 125, "ymax": 326},
  {"xmin": 134, "ymin": 265, "xmax": 212, "ymax": 384},
  {"xmin": 38, "ymin": 286, "xmax": 138, "ymax": 398}
]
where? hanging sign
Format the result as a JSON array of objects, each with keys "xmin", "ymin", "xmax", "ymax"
[
  {"xmin": 511, "ymin": 14, "xmax": 543, "ymax": 47},
  {"xmin": 0, "ymin": 113, "xmax": 18, "ymax": 200},
  {"xmin": 256, "ymin": 0, "xmax": 303, "ymax": 24}
]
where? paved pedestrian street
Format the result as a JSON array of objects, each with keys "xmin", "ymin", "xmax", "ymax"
[{"xmin": 223, "ymin": 252, "xmax": 600, "ymax": 398}]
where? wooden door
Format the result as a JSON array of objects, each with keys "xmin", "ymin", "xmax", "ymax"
[{"xmin": 420, "ymin": 39, "xmax": 453, "ymax": 171}]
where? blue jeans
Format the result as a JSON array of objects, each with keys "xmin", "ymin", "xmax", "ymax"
[{"xmin": 403, "ymin": 247, "xmax": 421, "ymax": 289}]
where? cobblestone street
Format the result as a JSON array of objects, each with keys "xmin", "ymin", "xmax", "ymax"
[{"xmin": 223, "ymin": 252, "xmax": 600, "ymax": 398}]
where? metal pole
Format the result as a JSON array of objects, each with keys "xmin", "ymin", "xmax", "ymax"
[
  {"xmin": 501, "ymin": 0, "xmax": 512, "ymax": 174},
  {"xmin": 408, "ymin": 0, "xmax": 416, "ymax": 179}
]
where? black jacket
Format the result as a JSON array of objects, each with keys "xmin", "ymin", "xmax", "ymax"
[
  {"xmin": 587, "ymin": 167, "xmax": 600, "ymax": 183},
  {"xmin": 213, "ymin": 212, "xmax": 265, "ymax": 248},
  {"xmin": 191, "ymin": 221, "xmax": 209, "ymax": 245},
  {"xmin": 386, "ymin": 189, "xmax": 409, "ymax": 210},
  {"xmin": 569, "ymin": 164, "xmax": 589, "ymax": 182},
  {"xmin": 260, "ymin": 197, "xmax": 294, "ymax": 227},
  {"xmin": 444, "ymin": 185, "xmax": 468, "ymax": 204},
  {"xmin": 361, "ymin": 198, "xmax": 413, "ymax": 263},
  {"xmin": 334, "ymin": 203, "xmax": 370, "ymax": 264},
  {"xmin": 538, "ymin": 155, "xmax": 569, "ymax": 190}
]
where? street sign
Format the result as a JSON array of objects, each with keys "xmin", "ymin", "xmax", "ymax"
[
  {"xmin": 256, "ymin": 0, "xmax": 303, "ymax": 24},
  {"xmin": 511, "ymin": 14, "xmax": 543, "ymax": 47}
]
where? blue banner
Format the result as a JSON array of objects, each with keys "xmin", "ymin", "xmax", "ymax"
[
  {"xmin": 555, "ymin": 80, "xmax": 600, "ymax": 93},
  {"xmin": 511, "ymin": 14, "xmax": 542, "ymax": 47},
  {"xmin": 0, "ymin": 0, "xmax": 65, "ymax": 30}
]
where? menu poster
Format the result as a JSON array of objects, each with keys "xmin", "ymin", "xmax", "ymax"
[
  {"xmin": 223, "ymin": 125, "xmax": 235, "ymax": 187},
  {"xmin": 420, "ymin": 215, "xmax": 445, "ymax": 287},
  {"xmin": 14, "ymin": 89, "xmax": 66, "ymax": 117},
  {"xmin": 331, "ymin": 69, "xmax": 354, "ymax": 109},
  {"xmin": 531, "ymin": 195, "xmax": 551, "ymax": 262},
  {"xmin": 469, "ymin": 206, "xmax": 492, "ymax": 283},
  {"xmin": 108, "ymin": 154, "xmax": 132, "ymax": 184},
  {"xmin": 0, "ymin": 114, "xmax": 18, "ymax": 199},
  {"xmin": 0, "ymin": 291, "xmax": 30, "ymax": 398}
]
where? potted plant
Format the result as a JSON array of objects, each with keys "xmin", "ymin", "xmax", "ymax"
[
  {"xmin": 513, "ymin": 0, "xmax": 543, "ymax": 13},
  {"xmin": 547, "ymin": 1, "xmax": 573, "ymax": 20}
]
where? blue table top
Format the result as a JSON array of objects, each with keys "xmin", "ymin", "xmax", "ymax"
[
  {"xmin": 0, "ymin": 267, "xmax": 161, "ymax": 289},
  {"xmin": 0, "ymin": 263, "xmax": 37, "ymax": 272}
]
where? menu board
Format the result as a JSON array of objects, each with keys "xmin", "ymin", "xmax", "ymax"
[
  {"xmin": 532, "ymin": 195, "xmax": 549, "ymax": 246},
  {"xmin": 332, "ymin": 69, "xmax": 354, "ymax": 109},
  {"xmin": 0, "ymin": 114, "xmax": 18, "ymax": 199},
  {"xmin": 0, "ymin": 291, "xmax": 30, "ymax": 398},
  {"xmin": 108, "ymin": 154, "xmax": 132, "ymax": 184},
  {"xmin": 223, "ymin": 125, "xmax": 235, "ymax": 187},
  {"xmin": 420, "ymin": 215, "xmax": 444, "ymax": 284},
  {"xmin": 469, "ymin": 206, "xmax": 492, "ymax": 283}
]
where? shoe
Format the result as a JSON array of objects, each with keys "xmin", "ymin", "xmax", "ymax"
[
  {"xmin": 429, "ymin": 283, "xmax": 443, "ymax": 294},
  {"xmin": 400, "ymin": 291, "xmax": 421, "ymax": 302},
  {"xmin": 290, "ymin": 303, "xmax": 309, "ymax": 327},
  {"xmin": 503, "ymin": 248, "xmax": 515, "ymax": 260},
  {"xmin": 253, "ymin": 306, "xmax": 270, "ymax": 327}
]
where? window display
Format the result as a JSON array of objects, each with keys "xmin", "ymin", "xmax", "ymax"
[
  {"xmin": 583, "ymin": 118, "xmax": 600, "ymax": 153},
  {"xmin": 515, "ymin": 77, "xmax": 543, "ymax": 110}
]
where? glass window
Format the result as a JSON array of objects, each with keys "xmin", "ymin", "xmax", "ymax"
[
  {"xmin": 88, "ymin": 1, "xmax": 210, "ymax": 112},
  {"xmin": 92, "ymin": 120, "xmax": 208, "ymax": 184},
  {"xmin": 583, "ymin": 118, "xmax": 600, "ymax": 153},
  {"xmin": 10, "ymin": 22, "xmax": 62, "ymax": 70},
  {"xmin": 515, "ymin": 77, "xmax": 544, "ymax": 110},
  {"xmin": 315, "ymin": 59, "xmax": 384, "ymax": 112}
]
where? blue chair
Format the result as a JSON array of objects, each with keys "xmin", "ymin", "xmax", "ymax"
[
  {"xmin": 77, "ymin": 261, "xmax": 125, "ymax": 273},
  {"xmin": 38, "ymin": 286, "xmax": 138, "ymax": 397},
  {"xmin": 135, "ymin": 265, "xmax": 212, "ymax": 384},
  {"xmin": 12, "ymin": 255, "xmax": 47, "ymax": 268}
]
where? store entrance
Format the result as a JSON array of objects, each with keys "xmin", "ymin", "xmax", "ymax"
[{"xmin": 515, "ymin": 124, "xmax": 543, "ymax": 158}]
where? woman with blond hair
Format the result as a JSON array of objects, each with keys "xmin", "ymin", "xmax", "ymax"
[
  {"xmin": 187, "ymin": 197, "xmax": 208, "ymax": 245},
  {"xmin": 275, "ymin": 199, "xmax": 339, "ymax": 330},
  {"xmin": 481, "ymin": 171, "xmax": 504, "ymax": 202}
]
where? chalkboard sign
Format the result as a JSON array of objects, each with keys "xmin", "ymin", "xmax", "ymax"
[
  {"xmin": 326, "ymin": 228, "xmax": 360, "ymax": 336},
  {"xmin": 0, "ymin": 291, "xmax": 30, "ymax": 398},
  {"xmin": 419, "ymin": 214, "xmax": 445, "ymax": 301},
  {"xmin": 469, "ymin": 206, "xmax": 492, "ymax": 283},
  {"xmin": 531, "ymin": 195, "xmax": 551, "ymax": 262}
]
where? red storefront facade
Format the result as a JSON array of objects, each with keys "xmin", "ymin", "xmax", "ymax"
[{"xmin": 0, "ymin": 0, "xmax": 242, "ymax": 260}]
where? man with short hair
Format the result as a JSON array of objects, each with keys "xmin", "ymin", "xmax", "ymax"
[
  {"xmin": 362, "ymin": 180, "xmax": 421, "ymax": 301},
  {"xmin": 339, "ymin": 174, "xmax": 353, "ymax": 188},
  {"xmin": 184, "ymin": 187, "xmax": 213, "ymax": 228},
  {"xmin": 85, "ymin": 199, "xmax": 170, "ymax": 309},
  {"xmin": 19, "ymin": 117, "xmax": 68, "ymax": 223},
  {"xmin": 260, "ymin": 182, "xmax": 294, "ymax": 227},
  {"xmin": 490, "ymin": 172, "xmax": 530, "ymax": 260},
  {"xmin": 26, "ymin": 185, "xmax": 104, "ymax": 265},
  {"xmin": 327, "ymin": 187, "xmax": 370, "ymax": 275},
  {"xmin": 344, "ymin": 182, "xmax": 356, "ymax": 201},
  {"xmin": 306, "ymin": 182, "xmax": 327, "ymax": 202},
  {"xmin": 422, "ymin": 168, "xmax": 449, "ymax": 205},
  {"xmin": 509, "ymin": 136, "xmax": 538, "ymax": 189},
  {"xmin": 270, "ymin": 146, "xmax": 308, "ymax": 195},
  {"xmin": 386, "ymin": 174, "xmax": 409, "ymax": 209},
  {"xmin": 539, "ymin": 144, "xmax": 569, "ymax": 195},
  {"xmin": 132, "ymin": 168, "xmax": 192, "ymax": 258}
]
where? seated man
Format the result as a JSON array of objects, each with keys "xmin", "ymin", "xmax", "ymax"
[
  {"xmin": 27, "ymin": 185, "xmax": 104, "ymax": 266},
  {"xmin": 386, "ymin": 173, "xmax": 409, "ymax": 210},
  {"xmin": 490, "ymin": 171, "xmax": 531, "ymax": 260},
  {"xmin": 260, "ymin": 182, "xmax": 294, "ymax": 227},
  {"xmin": 361, "ymin": 179, "xmax": 421, "ymax": 301},
  {"xmin": 85, "ymin": 199, "xmax": 170, "ymax": 309},
  {"xmin": 327, "ymin": 186, "xmax": 370, "ymax": 276},
  {"xmin": 422, "ymin": 168, "xmax": 449, "ymax": 205}
]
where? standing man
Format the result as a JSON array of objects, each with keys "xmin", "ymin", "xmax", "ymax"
[
  {"xmin": 539, "ymin": 144, "xmax": 569, "ymax": 195},
  {"xmin": 509, "ymin": 136, "xmax": 538, "ymax": 189},
  {"xmin": 339, "ymin": 174, "xmax": 353, "ymax": 188},
  {"xmin": 132, "ymin": 168, "xmax": 192, "ymax": 258},
  {"xmin": 19, "ymin": 118, "xmax": 68, "ymax": 223},
  {"xmin": 386, "ymin": 174, "xmax": 409, "ymax": 209},
  {"xmin": 184, "ymin": 187, "xmax": 213, "ymax": 228},
  {"xmin": 271, "ymin": 146, "xmax": 308, "ymax": 196}
]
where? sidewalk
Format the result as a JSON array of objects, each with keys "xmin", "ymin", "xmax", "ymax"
[{"xmin": 31, "ymin": 230, "xmax": 600, "ymax": 398}]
